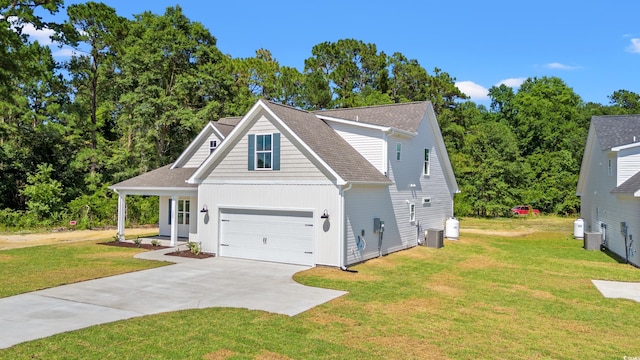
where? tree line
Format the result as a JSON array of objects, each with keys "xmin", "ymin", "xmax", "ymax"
[{"xmin": 1, "ymin": 1, "xmax": 639, "ymax": 229}]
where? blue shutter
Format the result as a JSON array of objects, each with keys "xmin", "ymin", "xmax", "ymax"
[
  {"xmin": 248, "ymin": 134, "xmax": 255, "ymax": 171},
  {"xmin": 168, "ymin": 198, "xmax": 172, "ymax": 225},
  {"xmin": 273, "ymin": 133, "xmax": 280, "ymax": 171}
]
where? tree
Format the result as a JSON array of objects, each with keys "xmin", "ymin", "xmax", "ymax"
[
  {"xmin": 20, "ymin": 163, "xmax": 64, "ymax": 220},
  {"xmin": 57, "ymin": 2, "xmax": 128, "ymax": 190},
  {"xmin": 609, "ymin": 90, "xmax": 640, "ymax": 113}
]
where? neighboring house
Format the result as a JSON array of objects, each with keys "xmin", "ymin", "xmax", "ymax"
[
  {"xmin": 577, "ymin": 114, "xmax": 640, "ymax": 267},
  {"xmin": 111, "ymin": 99, "xmax": 459, "ymax": 268}
]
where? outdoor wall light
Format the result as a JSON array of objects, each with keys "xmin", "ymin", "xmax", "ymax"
[
  {"xmin": 200, "ymin": 205, "xmax": 208, "ymax": 213},
  {"xmin": 320, "ymin": 209, "xmax": 329, "ymax": 219}
]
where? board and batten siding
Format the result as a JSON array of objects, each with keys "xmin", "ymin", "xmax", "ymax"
[
  {"xmin": 386, "ymin": 115, "xmax": 454, "ymax": 246},
  {"xmin": 184, "ymin": 132, "xmax": 223, "ymax": 168},
  {"xmin": 197, "ymin": 183, "xmax": 341, "ymax": 266},
  {"xmin": 206, "ymin": 115, "xmax": 328, "ymax": 181},
  {"xmin": 617, "ymin": 146, "xmax": 640, "ymax": 186},
  {"xmin": 328, "ymin": 122, "xmax": 386, "ymax": 174}
]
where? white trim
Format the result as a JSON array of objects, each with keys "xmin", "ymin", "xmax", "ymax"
[
  {"xmin": 253, "ymin": 132, "xmax": 274, "ymax": 170},
  {"xmin": 319, "ymin": 115, "xmax": 417, "ymax": 138},
  {"xmin": 172, "ymin": 122, "xmax": 224, "ymax": 169},
  {"xmin": 424, "ymin": 104, "xmax": 458, "ymax": 193},
  {"xmin": 217, "ymin": 204, "xmax": 316, "ymax": 214},
  {"xmin": 201, "ymin": 179, "xmax": 336, "ymax": 185},
  {"xmin": 611, "ymin": 142, "xmax": 640, "ymax": 152}
]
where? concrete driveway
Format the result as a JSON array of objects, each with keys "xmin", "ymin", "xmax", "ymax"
[{"xmin": 0, "ymin": 252, "xmax": 347, "ymax": 349}]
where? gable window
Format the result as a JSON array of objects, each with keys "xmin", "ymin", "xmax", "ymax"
[
  {"xmin": 248, "ymin": 133, "xmax": 280, "ymax": 171},
  {"xmin": 409, "ymin": 203, "xmax": 416, "ymax": 222},
  {"xmin": 423, "ymin": 148, "xmax": 431, "ymax": 175},
  {"xmin": 209, "ymin": 140, "xmax": 218, "ymax": 154},
  {"xmin": 608, "ymin": 159, "xmax": 612, "ymax": 176},
  {"xmin": 396, "ymin": 143, "xmax": 402, "ymax": 161}
]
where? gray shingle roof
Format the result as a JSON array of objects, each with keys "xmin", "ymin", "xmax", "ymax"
[
  {"xmin": 213, "ymin": 116, "xmax": 242, "ymax": 137},
  {"xmin": 264, "ymin": 101, "xmax": 392, "ymax": 184},
  {"xmin": 611, "ymin": 171, "xmax": 640, "ymax": 194},
  {"xmin": 593, "ymin": 115, "xmax": 640, "ymax": 150},
  {"xmin": 313, "ymin": 102, "xmax": 430, "ymax": 133},
  {"xmin": 110, "ymin": 164, "xmax": 197, "ymax": 190}
]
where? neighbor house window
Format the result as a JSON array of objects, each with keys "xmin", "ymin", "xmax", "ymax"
[
  {"xmin": 168, "ymin": 199, "xmax": 190, "ymax": 225},
  {"xmin": 608, "ymin": 159, "xmax": 612, "ymax": 176},
  {"xmin": 409, "ymin": 203, "xmax": 416, "ymax": 222},
  {"xmin": 209, "ymin": 140, "xmax": 217, "ymax": 154},
  {"xmin": 248, "ymin": 133, "xmax": 280, "ymax": 171},
  {"xmin": 396, "ymin": 143, "xmax": 402, "ymax": 161},
  {"xmin": 423, "ymin": 148, "xmax": 430, "ymax": 175}
]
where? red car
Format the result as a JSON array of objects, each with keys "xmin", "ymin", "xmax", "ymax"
[{"xmin": 511, "ymin": 205, "xmax": 540, "ymax": 216}]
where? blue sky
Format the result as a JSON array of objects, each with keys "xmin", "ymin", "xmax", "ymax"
[{"xmin": 28, "ymin": 0, "xmax": 640, "ymax": 106}]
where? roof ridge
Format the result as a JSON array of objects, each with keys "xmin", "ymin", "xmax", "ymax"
[{"xmin": 314, "ymin": 101, "xmax": 428, "ymax": 113}]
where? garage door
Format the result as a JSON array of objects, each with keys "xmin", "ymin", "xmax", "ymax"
[{"xmin": 219, "ymin": 209, "xmax": 314, "ymax": 266}]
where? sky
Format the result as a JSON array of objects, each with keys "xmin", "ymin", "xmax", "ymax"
[{"xmin": 26, "ymin": 0, "xmax": 640, "ymax": 106}]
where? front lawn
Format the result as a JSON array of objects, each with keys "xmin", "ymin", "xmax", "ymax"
[
  {"xmin": 0, "ymin": 239, "xmax": 169, "ymax": 298},
  {"xmin": 2, "ymin": 217, "xmax": 640, "ymax": 359}
]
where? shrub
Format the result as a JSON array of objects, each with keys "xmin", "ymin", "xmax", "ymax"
[{"xmin": 186, "ymin": 242, "xmax": 200, "ymax": 255}]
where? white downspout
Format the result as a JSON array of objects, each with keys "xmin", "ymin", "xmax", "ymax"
[{"xmin": 340, "ymin": 183, "xmax": 352, "ymax": 270}]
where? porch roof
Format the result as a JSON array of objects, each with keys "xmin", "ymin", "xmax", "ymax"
[{"xmin": 109, "ymin": 164, "xmax": 197, "ymax": 194}]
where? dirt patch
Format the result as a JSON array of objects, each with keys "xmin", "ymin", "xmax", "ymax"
[
  {"xmin": 255, "ymin": 350, "xmax": 293, "ymax": 360},
  {"xmin": 202, "ymin": 349, "xmax": 236, "ymax": 360},
  {"xmin": 0, "ymin": 228, "xmax": 159, "ymax": 250}
]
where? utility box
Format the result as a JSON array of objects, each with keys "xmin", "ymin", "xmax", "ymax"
[
  {"xmin": 584, "ymin": 232, "xmax": 602, "ymax": 251},
  {"xmin": 426, "ymin": 229, "xmax": 444, "ymax": 248}
]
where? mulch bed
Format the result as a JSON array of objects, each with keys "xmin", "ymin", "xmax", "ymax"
[
  {"xmin": 100, "ymin": 241, "xmax": 215, "ymax": 259},
  {"xmin": 165, "ymin": 250, "xmax": 215, "ymax": 259},
  {"xmin": 100, "ymin": 241, "xmax": 170, "ymax": 250}
]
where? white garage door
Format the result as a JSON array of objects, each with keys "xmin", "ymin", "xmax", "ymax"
[{"xmin": 219, "ymin": 209, "xmax": 314, "ymax": 266}]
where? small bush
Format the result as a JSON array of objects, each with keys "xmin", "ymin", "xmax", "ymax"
[
  {"xmin": 150, "ymin": 239, "xmax": 160, "ymax": 247},
  {"xmin": 186, "ymin": 242, "xmax": 200, "ymax": 255},
  {"xmin": 133, "ymin": 237, "xmax": 142, "ymax": 247}
]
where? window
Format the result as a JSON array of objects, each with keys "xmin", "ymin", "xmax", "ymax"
[
  {"xmin": 608, "ymin": 159, "xmax": 612, "ymax": 176},
  {"xmin": 256, "ymin": 134, "xmax": 272, "ymax": 169},
  {"xmin": 396, "ymin": 143, "xmax": 402, "ymax": 161},
  {"xmin": 409, "ymin": 203, "xmax": 415, "ymax": 222},
  {"xmin": 209, "ymin": 140, "xmax": 217, "ymax": 154},
  {"xmin": 168, "ymin": 199, "xmax": 190, "ymax": 225},
  {"xmin": 248, "ymin": 133, "xmax": 280, "ymax": 171},
  {"xmin": 423, "ymin": 148, "xmax": 430, "ymax": 175}
]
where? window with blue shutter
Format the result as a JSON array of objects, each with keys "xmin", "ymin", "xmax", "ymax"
[{"xmin": 248, "ymin": 133, "xmax": 280, "ymax": 171}]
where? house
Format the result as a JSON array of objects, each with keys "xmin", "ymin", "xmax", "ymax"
[
  {"xmin": 577, "ymin": 114, "xmax": 640, "ymax": 267},
  {"xmin": 110, "ymin": 99, "xmax": 459, "ymax": 268}
]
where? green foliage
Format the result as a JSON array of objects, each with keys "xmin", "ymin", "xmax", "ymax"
[
  {"xmin": 20, "ymin": 163, "xmax": 64, "ymax": 220},
  {"xmin": 186, "ymin": 241, "xmax": 201, "ymax": 255}
]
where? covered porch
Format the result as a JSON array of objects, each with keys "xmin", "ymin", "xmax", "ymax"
[{"xmin": 109, "ymin": 164, "xmax": 199, "ymax": 247}]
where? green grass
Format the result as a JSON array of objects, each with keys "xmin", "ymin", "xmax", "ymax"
[
  {"xmin": 2, "ymin": 217, "xmax": 640, "ymax": 359},
  {"xmin": 0, "ymin": 240, "xmax": 169, "ymax": 298}
]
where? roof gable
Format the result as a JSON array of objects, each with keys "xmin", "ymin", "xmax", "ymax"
[
  {"xmin": 190, "ymin": 100, "xmax": 392, "ymax": 185},
  {"xmin": 593, "ymin": 115, "xmax": 640, "ymax": 150},
  {"xmin": 611, "ymin": 171, "xmax": 640, "ymax": 195},
  {"xmin": 313, "ymin": 102, "xmax": 429, "ymax": 133}
]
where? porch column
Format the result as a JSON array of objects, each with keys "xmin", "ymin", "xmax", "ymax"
[
  {"xmin": 170, "ymin": 195, "xmax": 178, "ymax": 246},
  {"xmin": 117, "ymin": 192, "xmax": 126, "ymax": 240}
]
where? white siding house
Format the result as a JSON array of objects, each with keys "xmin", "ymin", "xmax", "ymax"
[
  {"xmin": 577, "ymin": 115, "xmax": 640, "ymax": 267},
  {"xmin": 112, "ymin": 99, "xmax": 459, "ymax": 267}
]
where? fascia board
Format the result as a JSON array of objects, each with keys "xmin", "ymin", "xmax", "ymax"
[{"xmin": 172, "ymin": 122, "xmax": 215, "ymax": 169}]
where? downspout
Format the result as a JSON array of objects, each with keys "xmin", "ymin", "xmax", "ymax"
[{"xmin": 340, "ymin": 183, "xmax": 352, "ymax": 271}]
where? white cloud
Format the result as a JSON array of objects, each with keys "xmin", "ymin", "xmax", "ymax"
[
  {"xmin": 53, "ymin": 47, "xmax": 77, "ymax": 58},
  {"xmin": 545, "ymin": 62, "xmax": 580, "ymax": 70},
  {"xmin": 496, "ymin": 77, "xmax": 526, "ymax": 88},
  {"xmin": 626, "ymin": 38, "xmax": 640, "ymax": 53},
  {"xmin": 7, "ymin": 16, "xmax": 55, "ymax": 45},
  {"xmin": 455, "ymin": 81, "xmax": 489, "ymax": 101}
]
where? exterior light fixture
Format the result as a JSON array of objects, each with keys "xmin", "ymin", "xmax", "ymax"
[
  {"xmin": 320, "ymin": 209, "xmax": 329, "ymax": 219},
  {"xmin": 200, "ymin": 205, "xmax": 208, "ymax": 213}
]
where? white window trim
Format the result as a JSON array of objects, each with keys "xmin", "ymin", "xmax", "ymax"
[
  {"xmin": 409, "ymin": 203, "xmax": 416, "ymax": 223},
  {"xmin": 209, "ymin": 140, "xmax": 218, "ymax": 154},
  {"xmin": 423, "ymin": 148, "xmax": 431, "ymax": 176},
  {"xmin": 255, "ymin": 133, "xmax": 273, "ymax": 170},
  {"xmin": 396, "ymin": 142, "xmax": 402, "ymax": 161}
]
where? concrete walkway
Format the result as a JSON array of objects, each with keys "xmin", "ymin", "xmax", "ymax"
[
  {"xmin": 0, "ymin": 250, "xmax": 347, "ymax": 349},
  {"xmin": 592, "ymin": 280, "xmax": 640, "ymax": 302}
]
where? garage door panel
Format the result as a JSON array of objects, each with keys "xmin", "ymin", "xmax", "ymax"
[{"xmin": 219, "ymin": 210, "xmax": 314, "ymax": 266}]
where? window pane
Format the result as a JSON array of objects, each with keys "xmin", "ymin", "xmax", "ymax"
[
  {"xmin": 263, "ymin": 134, "xmax": 271, "ymax": 151},
  {"xmin": 178, "ymin": 200, "xmax": 184, "ymax": 212},
  {"xmin": 424, "ymin": 149, "xmax": 430, "ymax": 160},
  {"xmin": 184, "ymin": 200, "xmax": 190, "ymax": 212},
  {"xmin": 185, "ymin": 213, "xmax": 190, "ymax": 225},
  {"xmin": 178, "ymin": 213, "xmax": 184, "ymax": 224}
]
